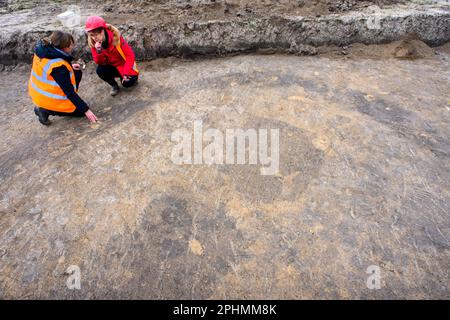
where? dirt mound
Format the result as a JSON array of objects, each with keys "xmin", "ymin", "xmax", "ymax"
[
  {"xmin": 392, "ymin": 39, "xmax": 435, "ymax": 59},
  {"xmin": 319, "ymin": 39, "xmax": 436, "ymax": 59},
  {"xmin": 436, "ymin": 41, "xmax": 450, "ymax": 54}
]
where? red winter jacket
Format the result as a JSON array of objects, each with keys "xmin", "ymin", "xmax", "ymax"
[{"xmin": 90, "ymin": 27, "xmax": 139, "ymax": 77}]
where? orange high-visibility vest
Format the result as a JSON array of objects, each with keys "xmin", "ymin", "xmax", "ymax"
[{"xmin": 28, "ymin": 54, "xmax": 77, "ymax": 113}]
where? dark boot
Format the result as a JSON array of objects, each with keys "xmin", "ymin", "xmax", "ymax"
[
  {"xmin": 110, "ymin": 82, "xmax": 120, "ymax": 96},
  {"xmin": 34, "ymin": 107, "xmax": 51, "ymax": 126}
]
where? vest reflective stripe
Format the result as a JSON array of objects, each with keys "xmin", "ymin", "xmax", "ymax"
[
  {"xmin": 43, "ymin": 58, "xmax": 63, "ymax": 74},
  {"xmin": 28, "ymin": 55, "xmax": 77, "ymax": 113},
  {"xmin": 31, "ymin": 69, "xmax": 77, "ymax": 90},
  {"xmin": 31, "ymin": 69, "xmax": 58, "ymax": 86},
  {"xmin": 30, "ymin": 80, "xmax": 68, "ymax": 100},
  {"xmin": 42, "ymin": 58, "xmax": 77, "ymax": 90}
]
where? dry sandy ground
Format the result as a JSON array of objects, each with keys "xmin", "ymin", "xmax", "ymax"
[{"xmin": 0, "ymin": 46, "xmax": 449, "ymax": 298}]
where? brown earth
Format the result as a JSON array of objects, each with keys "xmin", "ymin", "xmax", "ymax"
[
  {"xmin": 1, "ymin": 0, "xmax": 448, "ymax": 65},
  {"xmin": 318, "ymin": 39, "xmax": 438, "ymax": 59},
  {"xmin": 1, "ymin": 50, "xmax": 449, "ymax": 299},
  {"xmin": 0, "ymin": 0, "xmax": 449, "ymax": 300},
  {"xmin": 1, "ymin": 1, "xmax": 406, "ymax": 22}
]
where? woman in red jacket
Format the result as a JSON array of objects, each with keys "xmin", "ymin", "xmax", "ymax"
[{"xmin": 85, "ymin": 16, "xmax": 139, "ymax": 96}]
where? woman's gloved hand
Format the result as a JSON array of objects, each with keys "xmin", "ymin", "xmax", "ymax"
[{"xmin": 122, "ymin": 75, "xmax": 131, "ymax": 84}]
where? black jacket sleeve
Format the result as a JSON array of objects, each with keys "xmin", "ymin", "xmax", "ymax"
[{"xmin": 51, "ymin": 66, "xmax": 89, "ymax": 113}]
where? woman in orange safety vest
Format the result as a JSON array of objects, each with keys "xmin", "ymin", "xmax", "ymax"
[{"xmin": 29, "ymin": 31, "xmax": 98, "ymax": 125}]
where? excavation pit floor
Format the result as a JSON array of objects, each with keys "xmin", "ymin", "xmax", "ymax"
[{"xmin": 0, "ymin": 52, "xmax": 449, "ymax": 299}]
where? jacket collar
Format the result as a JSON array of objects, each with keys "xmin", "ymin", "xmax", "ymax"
[
  {"xmin": 102, "ymin": 28, "xmax": 110, "ymax": 49},
  {"xmin": 34, "ymin": 41, "xmax": 74, "ymax": 62},
  {"xmin": 103, "ymin": 28, "xmax": 118, "ymax": 49}
]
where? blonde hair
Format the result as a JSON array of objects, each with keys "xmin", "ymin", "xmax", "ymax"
[{"xmin": 87, "ymin": 24, "xmax": 121, "ymax": 48}]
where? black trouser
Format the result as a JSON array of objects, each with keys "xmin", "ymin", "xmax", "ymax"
[
  {"xmin": 47, "ymin": 69, "xmax": 85, "ymax": 117},
  {"xmin": 96, "ymin": 65, "xmax": 138, "ymax": 88}
]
